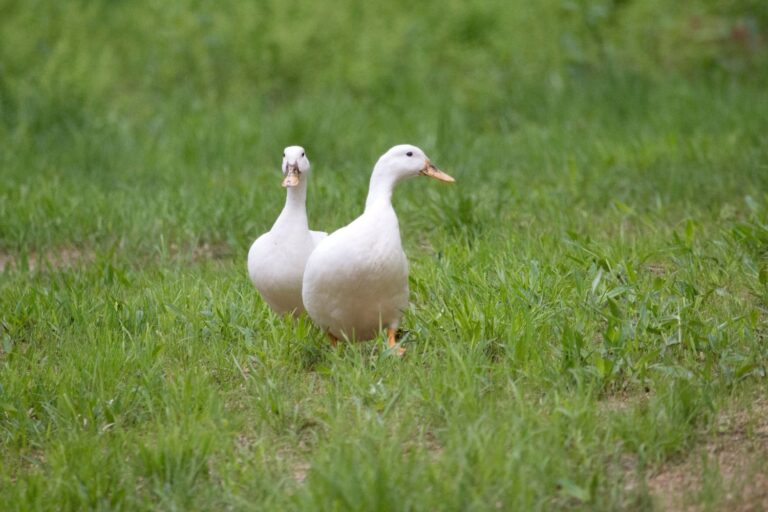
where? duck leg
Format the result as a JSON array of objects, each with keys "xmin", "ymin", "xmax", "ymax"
[
  {"xmin": 387, "ymin": 327, "xmax": 406, "ymax": 356},
  {"xmin": 327, "ymin": 332, "xmax": 338, "ymax": 347}
]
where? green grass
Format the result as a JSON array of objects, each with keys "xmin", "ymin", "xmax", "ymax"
[{"xmin": 2, "ymin": 0, "xmax": 768, "ymax": 510}]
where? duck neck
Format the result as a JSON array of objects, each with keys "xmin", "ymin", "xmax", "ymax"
[
  {"xmin": 364, "ymin": 166, "xmax": 400, "ymax": 212},
  {"xmin": 273, "ymin": 179, "xmax": 309, "ymax": 231}
]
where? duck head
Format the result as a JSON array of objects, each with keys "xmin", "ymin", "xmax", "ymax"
[
  {"xmin": 374, "ymin": 144, "xmax": 454, "ymax": 184},
  {"xmin": 281, "ymin": 146, "xmax": 311, "ymax": 187}
]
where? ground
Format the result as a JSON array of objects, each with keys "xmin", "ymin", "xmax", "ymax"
[{"xmin": 1, "ymin": 0, "xmax": 768, "ymax": 510}]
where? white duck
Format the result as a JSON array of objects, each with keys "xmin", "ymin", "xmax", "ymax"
[
  {"xmin": 248, "ymin": 146, "xmax": 326, "ymax": 315},
  {"xmin": 302, "ymin": 144, "xmax": 454, "ymax": 354}
]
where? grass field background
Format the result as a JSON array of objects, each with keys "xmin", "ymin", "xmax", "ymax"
[{"xmin": 2, "ymin": 0, "xmax": 768, "ymax": 509}]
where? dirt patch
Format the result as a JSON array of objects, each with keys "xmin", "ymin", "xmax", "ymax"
[
  {"xmin": 168, "ymin": 242, "xmax": 233, "ymax": 262},
  {"xmin": 646, "ymin": 399, "xmax": 768, "ymax": 511},
  {"xmin": 291, "ymin": 460, "xmax": 311, "ymax": 484},
  {"xmin": 645, "ymin": 263, "xmax": 669, "ymax": 277},
  {"xmin": 0, "ymin": 253, "xmax": 11, "ymax": 272},
  {"xmin": 0, "ymin": 242, "xmax": 234, "ymax": 273},
  {"xmin": 0, "ymin": 247, "xmax": 94, "ymax": 272},
  {"xmin": 272, "ymin": 445, "xmax": 312, "ymax": 486},
  {"xmin": 598, "ymin": 391, "xmax": 650, "ymax": 414},
  {"xmin": 401, "ymin": 429, "xmax": 445, "ymax": 464}
]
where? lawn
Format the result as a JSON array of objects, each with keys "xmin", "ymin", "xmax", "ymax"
[{"xmin": 1, "ymin": 0, "xmax": 768, "ymax": 510}]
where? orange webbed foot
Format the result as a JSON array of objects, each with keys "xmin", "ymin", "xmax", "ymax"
[{"xmin": 387, "ymin": 327, "xmax": 406, "ymax": 356}]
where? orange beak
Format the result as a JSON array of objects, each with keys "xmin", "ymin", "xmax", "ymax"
[{"xmin": 420, "ymin": 160, "xmax": 455, "ymax": 183}]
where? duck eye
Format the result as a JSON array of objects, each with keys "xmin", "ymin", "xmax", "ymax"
[
  {"xmin": 301, "ymin": 152, "xmax": 305, "ymax": 157},
  {"xmin": 283, "ymin": 153, "xmax": 285, "ymax": 157},
  {"xmin": 406, "ymin": 151, "xmax": 413, "ymax": 157}
]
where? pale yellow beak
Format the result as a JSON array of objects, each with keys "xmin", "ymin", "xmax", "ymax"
[
  {"xmin": 282, "ymin": 164, "xmax": 300, "ymax": 187},
  {"xmin": 420, "ymin": 160, "xmax": 455, "ymax": 183}
]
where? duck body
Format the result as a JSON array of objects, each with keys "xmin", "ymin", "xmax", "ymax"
[
  {"xmin": 248, "ymin": 146, "xmax": 326, "ymax": 316},
  {"xmin": 302, "ymin": 144, "xmax": 454, "ymax": 344},
  {"xmin": 248, "ymin": 208, "xmax": 323, "ymax": 315},
  {"xmin": 302, "ymin": 202, "xmax": 409, "ymax": 339}
]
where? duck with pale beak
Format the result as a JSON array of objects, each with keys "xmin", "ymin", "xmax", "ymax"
[
  {"xmin": 281, "ymin": 152, "xmax": 304, "ymax": 187},
  {"xmin": 248, "ymin": 146, "xmax": 327, "ymax": 315}
]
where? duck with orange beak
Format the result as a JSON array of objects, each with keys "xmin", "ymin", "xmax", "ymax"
[{"xmin": 302, "ymin": 144, "xmax": 454, "ymax": 354}]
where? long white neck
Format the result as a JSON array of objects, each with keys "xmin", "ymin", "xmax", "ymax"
[
  {"xmin": 272, "ymin": 178, "xmax": 308, "ymax": 231},
  {"xmin": 365, "ymin": 163, "xmax": 404, "ymax": 212}
]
